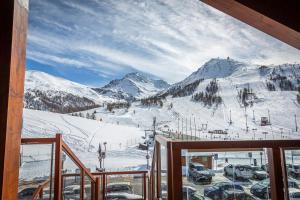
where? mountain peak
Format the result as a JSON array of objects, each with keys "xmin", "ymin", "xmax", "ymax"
[
  {"xmin": 95, "ymin": 72, "xmax": 170, "ymax": 100},
  {"xmin": 192, "ymin": 57, "xmax": 244, "ymax": 79}
]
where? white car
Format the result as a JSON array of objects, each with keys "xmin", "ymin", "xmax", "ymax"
[
  {"xmin": 224, "ymin": 164, "xmax": 253, "ymax": 179},
  {"xmin": 290, "ymin": 188, "xmax": 300, "ymax": 200},
  {"xmin": 107, "ymin": 192, "xmax": 143, "ymax": 200},
  {"xmin": 106, "ymin": 182, "xmax": 133, "ymax": 194}
]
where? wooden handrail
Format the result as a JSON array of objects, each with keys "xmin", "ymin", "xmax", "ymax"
[
  {"xmin": 31, "ymin": 179, "xmax": 50, "ymax": 200},
  {"xmin": 21, "ymin": 137, "xmax": 56, "ymax": 145},
  {"xmin": 61, "ymin": 170, "xmax": 147, "ymax": 177},
  {"xmin": 151, "ymin": 135, "xmax": 300, "ymax": 200},
  {"xmin": 21, "ymin": 134, "xmax": 149, "ymax": 200},
  {"xmin": 61, "ymin": 141, "xmax": 96, "ymax": 182}
]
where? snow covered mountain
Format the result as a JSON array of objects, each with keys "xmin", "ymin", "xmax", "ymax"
[
  {"xmin": 93, "ymin": 72, "xmax": 170, "ymax": 101},
  {"xmin": 158, "ymin": 58, "xmax": 300, "ymax": 99},
  {"xmin": 24, "ymin": 70, "xmax": 113, "ymax": 113},
  {"xmin": 81, "ymin": 58, "xmax": 300, "ymax": 142}
]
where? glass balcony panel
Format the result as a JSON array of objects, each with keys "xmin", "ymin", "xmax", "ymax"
[
  {"xmin": 181, "ymin": 149, "xmax": 270, "ymax": 200},
  {"xmin": 84, "ymin": 174, "xmax": 92, "ymax": 200},
  {"xmin": 160, "ymin": 144, "xmax": 168, "ymax": 200},
  {"xmin": 61, "ymin": 152, "xmax": 81, "ymax": 200},
  {"xmin": 284, "ymin": 150, "xmax": 300, "ymax": 200},
  {"xmin": 105, "ymin": 173, "xmax": 146, "ymax": 199},
  {"xmin": 19, "ymin": 144, "xmax": 54, "ymax": 200}
]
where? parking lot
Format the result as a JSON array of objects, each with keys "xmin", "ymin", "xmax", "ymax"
[{"xmin": 181, "ymin": 168, "xmax": 300, "ymax": 199}]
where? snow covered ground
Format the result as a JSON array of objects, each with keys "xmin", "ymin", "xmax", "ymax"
[
  {"xmin": 20, "ymin": 109, "xmax": 147, "ymax": 180},
  {"xmin": 20, "ymin": 58, "xmax": 300, "ymax": 181}
]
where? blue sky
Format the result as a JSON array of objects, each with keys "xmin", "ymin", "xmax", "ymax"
[{"xmin": 26, "ymin": 0, "xmax": 300, "ymax": 87}]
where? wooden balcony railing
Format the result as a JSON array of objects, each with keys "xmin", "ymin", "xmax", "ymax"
[
  {"xmin": 149, "ymin": 135, "xmax": 300, "ymax": 200},
  {"xmin": 21, "ymin": 134, "xmax": 148, "ymax": 200}
]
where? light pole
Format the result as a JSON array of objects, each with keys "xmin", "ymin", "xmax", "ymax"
[
  {"xmin": 280, "ymin": 128, "xmax": 283, "ymax": 139},
  {"xmin": 295, "ymin": 114, "xmax": 298, "ymax": 132},
  {"xmin": 252, "ymin": 128, "xmax": 257, "ymax": 140},
  {"xmin": 103, "ymin": 142, "xmax": 107, "ymax": 170},
  {"xmin": 97, "ymin": 141, "xmax": 107, "ymax": 172},
  {"xmin": 146, "ymin": 141, "xmax": 150, "ymax": 170},
  {"xmin": 263, "ymin": 132, "xmax": 268, "ymax": 140}
]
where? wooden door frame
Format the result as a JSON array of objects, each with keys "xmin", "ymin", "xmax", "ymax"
[{"xmin": 0, "ymin": 0, "xmax": 28, "ymax": 199}]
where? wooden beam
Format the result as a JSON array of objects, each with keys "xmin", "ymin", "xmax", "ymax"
[
  {"xmin": 95, "ymin": 177, "xmax": 100, "ymax": 200},
  {"xmin": 166, "ymin": 142, "xmax": 173, "ymax": 200},
  {"xmin": 54, "ymin": 134, "xmax": 62, "ymax": 200},
  {"xmin": 236, "ymin": 0, "xmax": 300, "ymax": 32},
  {"xmin": 201, "ymin": 0, "xmax": 300, "ymax": 49},
  {"xmin": 267, "ymin": 148, "xmax": 285, "ymax": 200},
  {"xmin": 170, "ymin": 144, "xmax": 182, "ymax": 200},
  {"xmin": 0, "ymin": 0, "xmax": 28, "ymax": 199}
]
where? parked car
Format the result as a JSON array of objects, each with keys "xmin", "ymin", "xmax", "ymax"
[
  {"xmin": 106, "ymin": 182, "xmax": 133, "ymax": 194},
  {"xmin": 251, "ymin": 166, "xmax": 268, "ymax": 180},
  {"xmin": 106, "ymin": 192, "xmax": 143, "ymax": 200},
  {"xmin": 289, "ymin": 188, "xmax": 300, "ymax": 200},
  {"xmin": 250, "ymin": 179, "xmax": 300, "ymax": 199},
  {"xmin": 287, "ymin": 164, "xmax": 300, "ymax": 178},
  {"xmin": 204, "ymin": 182, "xmax": 244, "ymax": 200},
  {"xmin": 224, "ymin": 164, "xmax": 253, "ymax": 180},
  {"xmin": 18, "ymin": 187, "xmax": 37, "ymax": 200},
  {"xmin": 63, "ymin": 185, "xmax": 91, "ymax": 200},
  {"xmin": 189, "ymin": 191, "xmax": 206, "ymax": 200},
  {"xmin": 182, "ymin": 186, "xmax": 197, "ymax": 200},
  {"xmin": 223, "ymin": 190, "xmax": 258, "ymax": 200},
  {"xmin": 261, "ymin": 164, "xmax": 269, "ymax": 173},
  {"xmin": 188, "ymin": 162, "xmax": 214, "ymax": 184},
  {"xmin": 162, "ymin": 185, "xmax": 198, "ymax": 200}
]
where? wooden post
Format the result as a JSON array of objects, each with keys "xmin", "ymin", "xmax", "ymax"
[
  {"xmin": 143, "ymin": 172, "xmax": 147, "ymax": 200},
  {"xmin": 91, "ymin": 180, "xmax": 95, "ymax": 200},
  {"xmin": 39, "ymin": 188, "xmax": 43, "ymax": 199},
  {"xmin": 102, "ymin": 174, "xmax": 106, "ymax": 199},
  {"xmin": 54, "ymin": 134, "xmax": 62, "ymax": 200},
  {"xmin": 267, "ymin": 148, "xmax": 285, "ymax": 200},
  {"xmin": 95, "ymin": 177, "xmax": 100, "ymax": 200},
  {"xmin": 80, "ymin": 170, "xmax": 85, "ymax": 200},
  {"xmin": 167, "ymin": 142, "xmax": 173, "ymax": 200},
  {"xmin": 0, "ymin": 0, "xmax": 28, "ymax": 199},
  {"xmin": 156, "ymin": 142, "xmax": 161, "ymax": 199},
  {"xmin": 281, "ymin": 149, "xmax": 289, "ymax": 200},
  {"xmin": 170, "ymin": 144, "xmax": 182, "ymax": 200}
]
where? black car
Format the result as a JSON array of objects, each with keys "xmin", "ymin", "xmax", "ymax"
[
  {"xmin": 251, "ymin": 166, "xmax": 268, "ymax": 180},
  {"xmin": 188, "ymin": 162, "xmax": 213, "ymax": 184},
  {"xmin": 204, "ymin": 182, "xmax": 244, "ymax": 200},
  {"xmin": 250, "ymin": 179, "xmax": 300, "ymax": 199},
  {"xmin": 287, "ymin": 164, "xmax": 300, "ymax": 179},
  {"xmin": 106, "ymin": 182, "xmax": 133, "ymax": 194},
  {"xmin": 18, "ymin": 187, "xmax": 37, "ymax": 200},
  {"xmin": 223, "ymin": 189, "xmax": 258, "ymax": 200}
]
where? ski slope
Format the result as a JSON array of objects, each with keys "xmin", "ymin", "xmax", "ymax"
[{"xmin": 20, "ymin": 109, "xmax": 146, "ymax": 180}]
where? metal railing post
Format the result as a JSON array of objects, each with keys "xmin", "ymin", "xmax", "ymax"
[{"xmin": 54, "ymin": 134, "xmax": 62, "ymax": 200}]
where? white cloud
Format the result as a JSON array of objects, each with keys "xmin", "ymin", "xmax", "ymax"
[{"xmin": 27, "ymin": 0, "xmax": 300, "ymax": 84}]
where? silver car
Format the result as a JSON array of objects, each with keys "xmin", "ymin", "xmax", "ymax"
[{"xmin": 224, "ymin": 164, "xmax": 253, "ymax": 180}]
